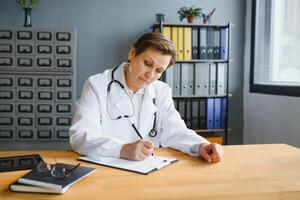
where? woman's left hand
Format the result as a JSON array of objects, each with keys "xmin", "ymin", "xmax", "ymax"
[{"xmin": 199, "ymin": 143, "xmax": 224, "ymax": 163}]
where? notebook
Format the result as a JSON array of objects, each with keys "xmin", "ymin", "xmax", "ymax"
[
  {"xmin": 10, "ymin": 163, "xmax": 96, "ymax": 194},
  {"xmin": 78, "ymin": 155, "xmax": 177, "ymax": 175}
]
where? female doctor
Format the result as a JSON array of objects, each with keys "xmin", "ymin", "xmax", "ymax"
[{"xmin": 69, "ymin": 32, "xmax": 223, "ymax": 163}]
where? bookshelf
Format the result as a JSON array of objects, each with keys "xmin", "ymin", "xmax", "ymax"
[{"xmin": 152, "ymin": 21, "xmax": 232, "ymax": 144}]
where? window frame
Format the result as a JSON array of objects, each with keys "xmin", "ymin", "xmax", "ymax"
[{"xmin": 250, "ymin": 0, "xmax": 300, "ymax": 97}]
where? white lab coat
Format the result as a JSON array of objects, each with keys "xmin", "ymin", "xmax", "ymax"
[{"xmin": 69, "ymin": 63, "xmax": 209, "ymax": 158}]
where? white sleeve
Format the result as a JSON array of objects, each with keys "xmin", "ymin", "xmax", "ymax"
[
  {"xmin": 159, "ymin": 86, "xmax": 210, "ymax": 156},
  {"xmin": 69, "ymin": 78, "xmax": 125, "ymax": 158}
]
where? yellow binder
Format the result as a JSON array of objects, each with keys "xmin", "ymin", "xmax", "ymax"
[
  {"xmin": 171, "ymin": 27, "xmax": 178, "ymax": 60},
  {"xmin": 163, "ymin": 26, "xmax": 171, "ymax": 40},
  {"xmin": 183, "ymin": 27, "xmax": 192, "ymax": 60},
  {"xmin": 177, "ymin": 27, "xmax": 184, "ymax": 61}
]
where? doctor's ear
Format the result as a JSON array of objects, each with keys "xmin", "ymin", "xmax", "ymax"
[{"xmin": 128, "ymin": 47, "xmax": 136, "ymax": 62}]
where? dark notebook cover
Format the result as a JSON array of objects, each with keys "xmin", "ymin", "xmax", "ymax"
[{"xmin": 10, "ymin": 163, "xmax": 96, "ymax": 194}]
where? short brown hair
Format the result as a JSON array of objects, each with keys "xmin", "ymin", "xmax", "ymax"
[{"xmin": 132, "ymin": 32, "xmax": 176, "ymax": 67}]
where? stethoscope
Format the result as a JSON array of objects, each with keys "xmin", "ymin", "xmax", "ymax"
[{"xmin": 106, "ymin": 66, "xmax": 157, "ymax": 138}]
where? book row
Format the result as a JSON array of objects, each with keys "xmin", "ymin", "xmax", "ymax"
[
  {"xmin": 173, "ymin": 97, "xmax": 227, "ymax": 130},
  {"xmin": 162, "ymin": 26, "xmax": 229, "ymax": 60},
  {"xmin": 162, "ymin": 63, "xmax": 228, "ymax": 96}
]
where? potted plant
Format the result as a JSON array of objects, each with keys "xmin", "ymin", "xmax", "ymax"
[
  {"xmin": 177, "ymin": 6, "xmax": 202, "ymax": 23},
  {"xmin": 17, "ymin": 0, "xmax": 39, "ymax": 27}
]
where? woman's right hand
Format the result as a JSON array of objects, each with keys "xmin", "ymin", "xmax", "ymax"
[{"xmin": 120, "ymin": 140, "xmax": 154, "ymax": 160}]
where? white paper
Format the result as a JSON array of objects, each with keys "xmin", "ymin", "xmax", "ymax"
[{"xmin": 78, "ymin": 155, "xmax": 177, "ymax": 174}]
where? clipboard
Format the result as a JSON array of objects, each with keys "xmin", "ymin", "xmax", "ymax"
[{"xmin": 78, "ymin": 155, "xmax": 177, "ymax": 175}]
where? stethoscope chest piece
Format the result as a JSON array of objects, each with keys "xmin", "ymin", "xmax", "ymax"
[{"xmin": 149, "ymin": 129, "xmax": 157, "ymax": 137}]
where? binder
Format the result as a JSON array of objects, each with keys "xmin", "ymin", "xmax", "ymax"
[
  {"xmin": 199, "ymin": 99, "xmax": 206, "ymax": 129},
  {"xmin": 206, "ymin": 98, "xmax": 214, "ymax": 129},
  {"xmin": 164, "ymin": 66, "xmax": 173, "ymax": 89},
  {"xmin": 195, "ymin": 63, "xmax": 210, "ymax": 96},
  {"xmin": 187, "ymin": 63, "xmax": 194, "ymax": 95},
  {"xmin": 220, "ymin": 27, "xmax": 229, "ymax": 60},
  {"xmin": 206, "ymin": 27, "xmax": 214, "ymax": 59},
  {"xmin": 209, "ymin": 63, "xmax": 217, "ymax": 95},
  {"xmin": 178, "ymin": 99, "xmax": 186, "ymax": 121},
  {"xmin": 172, "ymin": 63, "xmax": 181, "ymax": 95},
  {"xmin": 192, "ymin": 28, "xmax": 199, "ymax": 59},
  {"xmin": 199, "ymin": 27, "xmax": 207, "ymax": 59},
  {"xmin": 217, "ymin": 63, "xmax": 227, "ymax": 95},
  {"xmin": 213, "ymin": 27, "xmax": 221, "ymax": 59},
  {"xmin": 185, "ymin": 99, "xmax": 192, "ymax": 128},
  {"xmin": 183, "ymin": 27, "xmax": 192, "ymax": 60},
  {"xmin": 177, "ymin": 27, "xmax": 184, "ymax": 60},
  {"xmin": 220, "ymin": 98, "xmax": 227, "ymax": 128},
  {"xmin": 171, "ymin": 27, "xmax": 178, "ymax": 59},
  {"xmin": 180, "ymin": 63, "xmax": 189, "ymax": 96},
  {"xmin": 213, "ymin": 98, "xmax": 221, "ymax": 129},
  {"xmin": 163, "ymin": 26, "xmax": 171, "ymax": 40},
  {"xmin": 191, "ymin": 99, "xmax": 199, "ymax": 129}
]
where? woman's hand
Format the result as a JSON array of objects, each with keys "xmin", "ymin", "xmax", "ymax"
[
  {"xmin": 199, "ymin": 143, "xmax": 224, "ymax": 163},
  {"xmin": 120, "ymin": 140, "xmax": 154, "ymax": 160}
]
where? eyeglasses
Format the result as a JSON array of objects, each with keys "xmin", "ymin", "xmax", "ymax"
[{"xmin": 37, "ymin": 161, "xmax": 80, "ymax": 178}]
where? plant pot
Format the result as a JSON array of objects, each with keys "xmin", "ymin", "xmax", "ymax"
[{"xmin": 187, "ymin": 16, "xmax": 195, "ymax": 23}]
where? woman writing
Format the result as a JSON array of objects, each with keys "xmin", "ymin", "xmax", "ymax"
[{"xmin": 69, "ymin": 32, "xmax": 223, "ymax": 163}]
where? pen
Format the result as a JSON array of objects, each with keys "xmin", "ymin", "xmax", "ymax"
[{"xmin": 131, "ymin": 123, "xmax": 155, "ymax": 156}]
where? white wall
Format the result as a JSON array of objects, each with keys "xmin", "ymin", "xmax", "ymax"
[{"xmin": 243, "ymin": 0, "xmax": 300, "ymax": 147}]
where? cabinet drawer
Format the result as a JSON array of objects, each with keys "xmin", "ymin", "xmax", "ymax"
[
  {"xmin": 17, "ymin": 115, "xmax": 34, "ymax": 126},
  {"xmin": 16, "ymin": 56, "xmax": 34, "ymax": 69},
  {"xmin": 17, "ymin": 128, "xmax": 35, "ymax": 140},
  {"xmin": 0, "ymin": 90, "xmax": 14, "ymax": 100},
  {"xmin": 36, "ymin": 29, "xmax": 53, "ymax": 42},
  {"xmin": 16, "ymin": 43, "xmax": 34, "ymax": 55},
  {"xmin": 36, "ymin": 76, "xmax": 54, "ymax": 88},
  {"xmin": 0, "ymin": 56, "xmax": 14, "ymax": 69},
  {"xmin": 36, "ymin": 116, "xmax": 53, "ymax": 126},
  {"xmin": 55, "ymin": 57, "xmax": 72, "ymax": 70},
  {"xmin": 0, "ymin": 29, "xmax": 13, "ymax": 41},
  {"xmin": 0, "ymin": 43, "xmax": 14, "ymax": 54},
  {"xmin": 17, "ymin": 89, "xmax": 35, "ymax": 101},
  {"xmin": 36, "ymin": 103, "xmax": 53, "ymax": 114},
  {"xmin": 16, "ymin": 76, "xmax": 35, "ymax": 87},
  {"xmin": 16, "ymin": 29, "xmax": 34, "ymax": 41},
  {"xmin": 17, "ymin": 102, "xmax": 34, "ymax": 114},
  {"xmin": 0, "ymin": 115, "xmax": 14, "ymax": 126},
  {"xmin": 0, "ymin": 128, "xmax": 15, "ymax": 140},
  {"xmin": 0, "ymin": 76, "xmax": 14, "ymax": 87},
  {"xmin": 0, "ymin": 103, "xmax": 14, "ymax": 113},
  {"xmin": 37, "ymin": 90, "xmax": 54, "ymax": 101},
  {"xmin": 35, "ymin": 57, "xmax": 54, "ymax": 69}
]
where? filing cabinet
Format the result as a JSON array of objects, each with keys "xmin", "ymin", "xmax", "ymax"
[{"xmin": 0, "ymin": 27, "xmax": 76, "ymax": 150}]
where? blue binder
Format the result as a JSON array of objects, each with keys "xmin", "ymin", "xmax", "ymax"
[
  {"xmin": 220, "ymin": 98, "xmax": 227, "ymax": 128},
  {"xmin": 206, "ymin": 98, "xmax": 214, "ymax": 129},
  {"xmin": 213, "ymin": 98, "xmax": 221, "ymax": 129},
  {"xmin": 220, "ymin": 27, "xmax": 229, "ymax": 60}
]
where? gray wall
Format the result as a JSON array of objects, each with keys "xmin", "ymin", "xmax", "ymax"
[
  {"xmin": 0, "ymin": 0, "xmax": 246, "ymax": 145},
  {"xmin": 243, "ymin": 0, "xmax": 300, "ymax": 147}
]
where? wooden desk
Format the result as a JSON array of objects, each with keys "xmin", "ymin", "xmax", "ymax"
[{"xmin": 1, "ymin": 144, "xmax": 300, "ymax": 200}]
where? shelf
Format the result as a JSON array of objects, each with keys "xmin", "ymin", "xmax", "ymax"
[
  {"xmin": 151, "ymin": 22, "xmax": 230, "ymax": 29},
  {"xmin": 176, "ymin": 59, "xmax": 229, "ymax": 63},
  {"xmin": 194, "ymin": 129, "xmax": 226, "ymax": 133},
  {"xmin": 172, "ymin": 94, "xmax": 232, "ymax": 98}
]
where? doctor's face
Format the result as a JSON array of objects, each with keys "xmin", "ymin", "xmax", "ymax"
[{"xmin": 126, "ymin": 47, "xmax": 171, "ymax": 92}]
